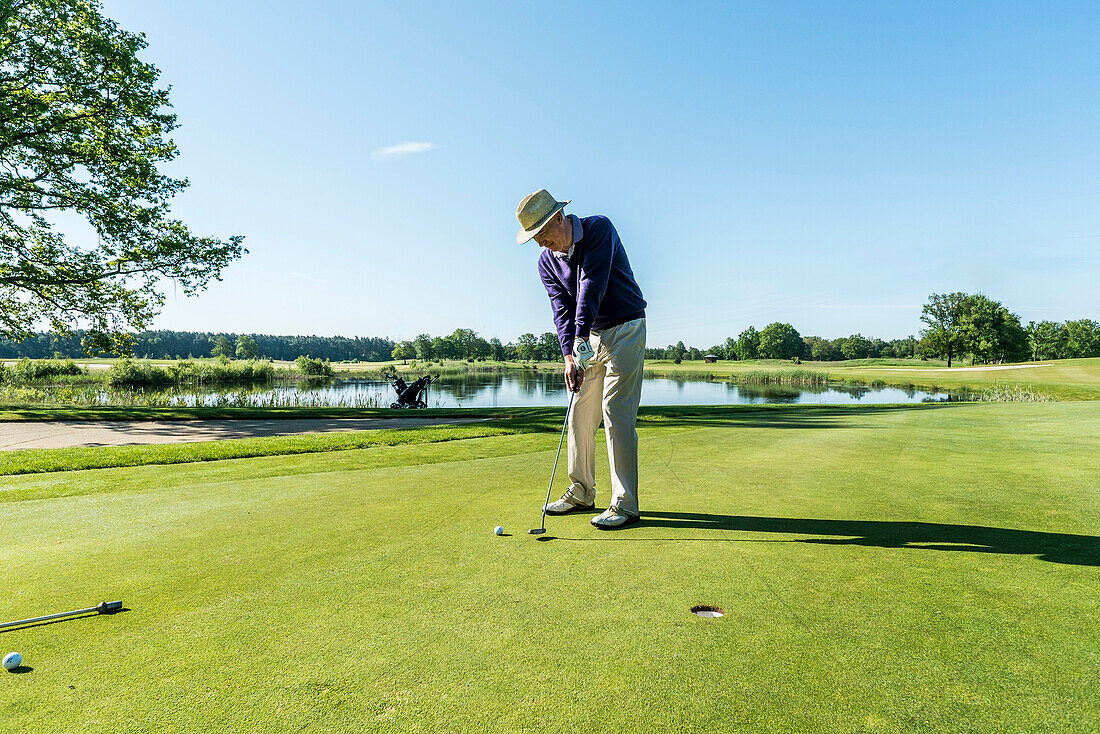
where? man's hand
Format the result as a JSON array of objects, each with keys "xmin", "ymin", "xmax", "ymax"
[
  {"xmin": 564, "ymin": 355, "xmax": 584, "ymax": 392},
  {"xmin": 572, "ymin": 338, "xmax": 594, "ymax": 370}
]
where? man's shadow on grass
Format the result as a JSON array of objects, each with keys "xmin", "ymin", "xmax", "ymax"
[{"xmin": 542, "ymin": 512, "xmax": 1100, "ymax": 567}]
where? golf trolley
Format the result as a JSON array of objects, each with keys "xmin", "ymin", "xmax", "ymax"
[{"xmin": 384, "ymin": 373, "xmax": 438, "ymax": 409}]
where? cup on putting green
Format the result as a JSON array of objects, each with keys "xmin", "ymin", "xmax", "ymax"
[
  {"xmin": 3, "ymin": 652, "xmax": 21, "ymax": 671},
  {"xmin": 493, "ymin": 525, "xmax": 504, "ymax": 536}
]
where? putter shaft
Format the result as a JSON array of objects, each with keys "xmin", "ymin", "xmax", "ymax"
[
  {"xmin": 532, "ymin": 389, "xmax": 576, "ymax": 533},
  {"xmin": 0, "ymin": 600, "xmax": 123, "ymax": 630}
]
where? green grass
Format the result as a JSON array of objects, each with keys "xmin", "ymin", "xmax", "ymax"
[
  {"xmin": 0, "ymin": 405, "xmax": 948, "ymax": 476},
  {"xmin": 1, "ymin": 401, "xmax": 1097, "ymax": 731}
]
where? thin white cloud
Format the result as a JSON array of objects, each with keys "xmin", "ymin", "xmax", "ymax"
[
  {"xmin": 808, "ymin": 304, "xmax": 919, "ymax": 310},
  {"xmin": 288, "ymin": 272, "xmax": 333, "ymax": 286},
  {"xmin": 371, "ymin": 141, "xmax": 436, "ymax": 160}
]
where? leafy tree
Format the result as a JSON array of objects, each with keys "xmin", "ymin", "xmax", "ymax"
[
  {"xmin": 840, "ymin": 334, "xmax": 874, "ymax": 360},
  {"xmin": 488, "ymin": 337, "xmax": 505, "ymax": 361},
  {"xmin": 734, "ymin": 327, "xmax": 759, "ymax": 360},
  {"xmin": 447, "ymin": 329, "xmax": 477, "ymax": 359},
  {"xmin": 391, "ymin": 341, "xmax": 414, "ymax": 363},
  {"xmin": 1026, "ymin": 321, "xmax": 1063, "ymax": 360},
  {"xmin": 431, "ymin": 336, "xmax": 453, "ymax": 360},
  {"xmin": 538, "ymin": 331, "xmax": 561, "ymax": 361},
  {"xmin": 412, "ymin": 333, "xmax": 434, "ymax": 361},
  {"xmin": 516, "ymin": 333, "xmax": 539, "ymax": 361},
  {"xmin": 470, "ymin": 335, "xmax": 491, "ymax": 361},
  {"xmin": 1062, "ymin": 319, "xmax": 1100, "ymax": 358},
  {"xmin": 211, "ymin": 335, "xmax": 232, "ymax": 358},
  {"xmin": 809, "ymin": 338, "xmax": 835, "ymax": 361},
  {"xmin": 956, "ymin": 294, "xmax": 1029, "ymax": 364},
  {"xmin": 723, "ymin": 336, "xmax": 737, "ymax": 361},
  {"xmin": 235, "ymin": 334, "xmax": 257, "ymax": 359},
  {"xmin": 886, "ymin": 336, "xmax": 918, "ymax": 359},
  {"xmin": 804, "ymin": 336, "xmax": 838, "ymax": 361},
  {"xmin": 0, "ymin": 0, "xmax": 245, "ymax": 354},
  {"xmin": 919, "ymin": 292, "xmax": 967, "ymax": 367},
  {"xmin": 758, "ymin": 322, "xmax": 803, "ymax": 360}
]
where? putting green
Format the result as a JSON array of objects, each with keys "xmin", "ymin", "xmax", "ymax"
[{"xmin": 1, "ymin": 402, "xmax": 1097, "ymax": 732}]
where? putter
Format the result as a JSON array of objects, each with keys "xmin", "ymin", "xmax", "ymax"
[
  {"xmin": 0, "ymin": 600, "xmax": 123, "ymax": 631},
  {"xmin": 530, "ymin": 388, "xmax": 576, "ymax": 535}
]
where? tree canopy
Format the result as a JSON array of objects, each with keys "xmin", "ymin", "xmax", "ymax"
[
  {"xmin": 0, "ymin": 0, "xmax": 245, "ymax": 354},
  {"xmin": 920, "ymin": 292, "xmax": 1030, "ymax": 366},
  {"xmin": 758, "ymin": 322, "xmax": 804, "ymax": 360},
  {"xmin": 919, "ymin": 292, "xmax": 968, "ymax": 367}
]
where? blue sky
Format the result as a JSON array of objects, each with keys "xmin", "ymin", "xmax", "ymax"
[{"xmin": 101, "ymin": 0, "xmax": 1100, "ymax": 347}]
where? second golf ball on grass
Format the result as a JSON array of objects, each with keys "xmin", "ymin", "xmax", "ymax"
[
  {"xmin": 3, "ymin": 652, "xmax": 21, "ymax": 671},
  {"xmin": 493, "ymin": 526, "xmax": 504, "ymax": 536}
]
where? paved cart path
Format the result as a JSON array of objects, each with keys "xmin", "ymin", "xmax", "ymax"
[{"xmin": 0, "ymin": 418, "xmax": 487, "ymax": 451}]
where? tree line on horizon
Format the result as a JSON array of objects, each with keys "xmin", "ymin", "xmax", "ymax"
[
  {"xmin": 2, "ymin": 294, "xmax": 1097, "ymax": 366},
  {"xmin": 653, "ymin": 293, "xmax": 1099, "ymax": 366}
]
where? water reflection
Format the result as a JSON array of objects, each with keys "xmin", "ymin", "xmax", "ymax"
[{"xmin": 106, "ymin": 372, "xmax": 961, "ymax": 408}]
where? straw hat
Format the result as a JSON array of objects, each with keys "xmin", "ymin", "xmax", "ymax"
[{"xmin": 515, "ymin": 189, "xmax": 570, "ymax": 244}]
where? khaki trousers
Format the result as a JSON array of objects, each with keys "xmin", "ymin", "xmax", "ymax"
[{"xmin": 567, "ymin": 317, "xmax": 646, "ymax": 516}]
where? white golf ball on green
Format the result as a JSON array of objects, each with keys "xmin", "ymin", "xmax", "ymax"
[
  {"xmin": 3, "ymin": 652, "xmax": 21, "ymax": 671},
  {"xmin": 493, "ymin": 525, "xmax": 504, "ymax": 536}
]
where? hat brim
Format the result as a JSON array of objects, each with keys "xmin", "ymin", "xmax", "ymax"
[{"xmin": 516, "ymin": 199, "xmax": 570, "ymax": 244}]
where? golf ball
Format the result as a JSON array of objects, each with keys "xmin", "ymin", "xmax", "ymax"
[
  {"xmin": 3, "ymin": 652, "xmax": 21, "ymax": 671},
  {"xmin": 494, "ymin": 525, "xmax": 504, "ymax": 536}
]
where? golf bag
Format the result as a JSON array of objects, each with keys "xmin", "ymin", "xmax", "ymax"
[{"xmin": 384, "ymin": 373, "xmax": 438, "ymax": 409}]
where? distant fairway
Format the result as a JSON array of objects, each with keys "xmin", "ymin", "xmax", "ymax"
[{"xmin": 1, "ymin": 401, "xmax": 1097, "ymax": 732}]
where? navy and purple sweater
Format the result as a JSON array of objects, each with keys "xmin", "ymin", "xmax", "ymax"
[{"xmin": 538, "ymin": 215, "xmax": 646, "ymax": 357}]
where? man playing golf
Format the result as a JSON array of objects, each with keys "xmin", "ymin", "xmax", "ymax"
[{"xmin": 516, "ymin": 189, "xmax": 647, "ymax": 529}]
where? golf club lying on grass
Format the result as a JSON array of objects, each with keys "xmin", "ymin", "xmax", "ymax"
[
  {"xmin": 0, "ymin": 600, "xmax": 123, "ymax": 631},
  {"xmin": 530, "ymin": 389, "xmax": 576, "ymax": 536}
]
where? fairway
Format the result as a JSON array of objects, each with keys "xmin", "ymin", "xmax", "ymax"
[{"xmin": 2, "ymin": 402, "xmax": 1098, "ymax": 732}]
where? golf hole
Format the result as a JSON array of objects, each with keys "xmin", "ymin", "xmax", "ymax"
[{"xmin": 691, "ymin": 605, "xmax": 724, "ymax": 618}]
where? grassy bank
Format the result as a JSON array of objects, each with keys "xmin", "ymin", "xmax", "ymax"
[{"xmin": 0, "ymin": 401, "xmax": 1096, "ymax": 730}]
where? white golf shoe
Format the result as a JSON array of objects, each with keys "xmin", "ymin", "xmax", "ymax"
[
  {"xmin": 544, "ymin": 484, "xmax": 595, "ymax": 515},
  {"xmin": 591, "ymin": 505, "xmax": 640, "ymax": 530}
]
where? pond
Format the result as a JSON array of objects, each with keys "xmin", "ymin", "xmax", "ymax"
[{"xmin": 98, "ymin": 373, "xmax": 964, "ymax": 408}]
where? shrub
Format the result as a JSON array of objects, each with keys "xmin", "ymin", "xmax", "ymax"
[
  {"xmin": 13, "ymin": 358, "xmax": 86, "ymax": 381},
  {"xmin": 107, "ymin": 359, "xmax": 173, "ymax": 387},
  {"xmin": 295, "ymin": 355, "xmax": 334, "ymax": 377},
  {"xmin": 107, "ymin": 358, "xmax": 274, "ymax": 387}
]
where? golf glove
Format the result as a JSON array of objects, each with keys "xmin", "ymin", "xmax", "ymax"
[{"xmin": 573, "ymin": 338, "xmax": 594, "ymax": 370}]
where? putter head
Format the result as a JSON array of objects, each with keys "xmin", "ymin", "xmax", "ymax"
[
  {"xmin": 96, "ymin": 600, "xmax": 123, "ymax": 614},
  {"xmin": 528, "ymin": 528, "xmax": 546, "ymax": 535}
]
